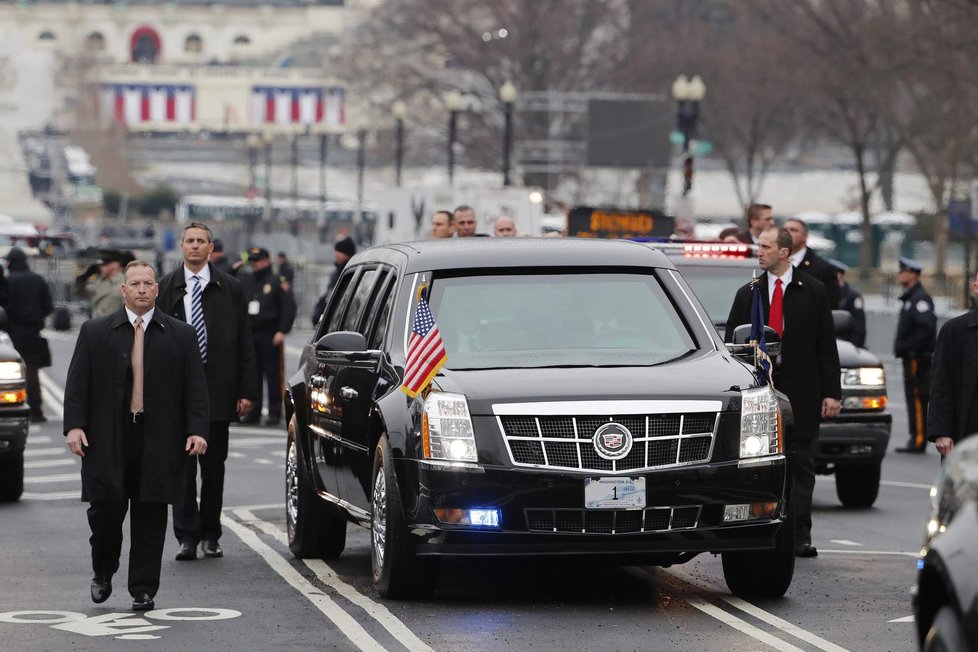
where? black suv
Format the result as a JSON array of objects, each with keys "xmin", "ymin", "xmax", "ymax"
[
  {"xmin": 656, "ymin": 242, "xmax": 892, "ymax": 508},
  {"xmin": 0, "ymin": 308, "xmax": 31, "ymax": 501},
  {"xmin": 286, "ymin": 238, "xmax": 795, "ymax": 599}
]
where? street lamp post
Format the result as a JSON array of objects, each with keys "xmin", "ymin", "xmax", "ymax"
[
  {"xmin": 246, "ymin": 133, "xmax": 260, "ymax": 193},
  {"xmin": 392, "ymin": 100, "xmax": 406, "ymax": 187},
  {"xmin": 317, "ymin": 127, "xmax": 328, "ymax": 241},
  {"xmin": 499, "ymin": 80, "xmax": 518, "ymax": 187},
  {"xmin": 262, "ymin": 128, "xmax": 273, "ymax": 233},
  {"xmin": 356, "ymin": 126, "xmax": 367, "ymax": 237},
  {"xmin": 445, "ymin": 89, "xmax": 463, "ymax": 186},
  {"xmin": 671, "ymin": 74, "xmax": 706, "ymax": 197}
]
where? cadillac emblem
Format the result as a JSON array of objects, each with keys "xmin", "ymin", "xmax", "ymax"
[{"xmin": 593, "ymin": 422, "xmax": 634, "ymax": 460}]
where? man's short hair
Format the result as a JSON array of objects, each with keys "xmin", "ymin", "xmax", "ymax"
[
  {"xmin": 435, "ymin": 210, "xmax": 453, "ymax": 222},
  {"xmin": 182, "ymin": 221, "xmax": 214, "ymax": 242},
  {"xmin": 124, "ymin": 260, "xmax": 157, "ymax": 279},
  {"xmin": 764, "ymin": 226, "xmax": 793, "ymax": 252},
  {"xmin": 453, "ymin": 205, "xmax": 474, "ymax": 216},
  {"xmin": 784, "ymin": 217, "xmax": 808, "ymax": 234},
  {"xmin": 746, "ymin": 203, "xmax": 772, "ymax": 225}
]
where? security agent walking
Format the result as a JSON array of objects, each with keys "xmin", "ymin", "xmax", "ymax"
[
  {"xmin": 64, "ymin": 261, "xmax": 209, "ymax": 611},
  {"xmin": 238, "ymin": 247, "xmax": 296, "ymax": 425},
  {"xmin": 828, "ymin": 258, "xmax": 867, "ymax": 348},
  {"xmin": 157, "ymin": 222, "xmax": 258, "ymax": 561},
  {"xmin": 894, "ymin": 257, "xmax": 937, "ymax": 453},
  {"xmin": 725, "ymin": 227, "xmax": 841, "ymax": 558},
  {"xmin": 4, "ymin": 247, "xmax": 53, "ymax": 422}
]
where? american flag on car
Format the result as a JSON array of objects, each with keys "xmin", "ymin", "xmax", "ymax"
[{"xmin": 401, "ymin": 291, "xmax": 447, "ymax": 398}]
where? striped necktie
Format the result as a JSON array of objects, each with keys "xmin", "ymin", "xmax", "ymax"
[{"xmin": 191, "ymin": 275, "xmax": 207, "ymax": 363}]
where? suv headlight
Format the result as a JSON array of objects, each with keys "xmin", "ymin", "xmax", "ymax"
[
  {"xmin": 740, "ymin": 386, "xmax": 781, "ymax": 458},
  {"xmin": 841, "ymin": 367, "xmax": 885, "ymax": 387},
  {"xmin": 422, "ymin": 392, "xmax": 478, "ymax": 462},
  {"xmin": 0, "ymin": 361, "xmax": 25, "ymax": 382}
]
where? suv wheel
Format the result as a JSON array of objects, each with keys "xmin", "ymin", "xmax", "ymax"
[
  {"xmin": 835, "ymin": 464, "xmax": 881, "ymax": 508},
  {"xmin": 370, "ymin": 434, "xmax": 439, "ymax": 599},
  {"xmin": 0, "ymin": 456, "xmax": 24, "ymax": 501},
  {"xmin": 721, "ymin": 512, "xmax": 795, "ymax": 598},
  {"xmin": 286, "ymin": 426, "xmax": 346, "ymax": 559},
  {"xmin": 923, "ymin": 605, "xmax": 967, "ymax": 652}
]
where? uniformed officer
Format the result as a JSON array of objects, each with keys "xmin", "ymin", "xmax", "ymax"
[
  {"xmin": 75, "ymin": 249, "xmax": 129, "ymax": 319},
  {"xmin": 894, "ymin": 257, "xmax": 936, "ymax": 453},
  {"xmin": 827, "ymin": 258, "xmax": 866, "ymax": 348},
  {"xmin": 238, "ymin": 247, "xmax": 296, "ymax": 426}
]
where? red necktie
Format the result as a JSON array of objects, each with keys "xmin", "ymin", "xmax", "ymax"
[{"xmin": 768, "ymin": 278, "xmax": 784, "ymax": 337}]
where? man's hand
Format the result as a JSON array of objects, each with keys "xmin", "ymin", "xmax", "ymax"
[
  {"xmin": 236, "ymin": 398, "xmax": 253, "ymax": 417},
  {"xmin": 821, "ymin": 397, "xmax": 841, "ymax": 418},
  {"xmin": 934, "ymin": 436, "xmax": 954, "ymax": 457},
  {"xmin": 66, "ymin": 428, "xmax": 88, "ymax": 457},
  {"xmin": 272, "ymin": 331, "xmax": 285, "ymax": 347},
  {"xmin": 186, "ymin": 435, "xmax": 208, "ymax": 456}
]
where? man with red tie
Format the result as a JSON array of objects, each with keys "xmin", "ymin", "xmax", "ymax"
[{"xmin": 725, "ymin": 226, "xmax": 841, "ymax": 558}]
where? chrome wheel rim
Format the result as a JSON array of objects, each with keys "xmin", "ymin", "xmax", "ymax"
[
  {"xmin": 286, "ymin": 440, "xmax": 298, "ymax": 539},
  {"xmin": 372, "ymin": 467, "xmax": 387, "ymax": 570}
]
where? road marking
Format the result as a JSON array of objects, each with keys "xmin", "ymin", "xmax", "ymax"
[
  {"xmin": 39, "ymin": 370, "xmax": 65, "ymax": 418},
  {"xmin": 881, "ymin": 480, "xmax": 932, "ymax": 490},
  {"xmin": 25, "ymin": 446, "xmax": 68, "ymax": 457},
  {"xmin": 818, "ymin": 549, "xmax": 919, "ymax": 558},
  {"xmin": 22, "ymin": 490, "xmax": 80, "ymax": 500},
  {"xmin": 889, "ymin": 616, "xmax": 914, "ymax": 623},
  {"xmin": 661, "ymin": 568, "xmax": 850, "ymax": 652},
  {"xmin": 24, "ymin": 473, "xmax": 77, "ymax": 483},
  {"xmin": 682, "ymin": 595, "xmax": 807, "ymax": 651},
  {"xmin": 254, "ymin": 459, "xmax": 273, "ymax": 465},
  {"xmin": 829, "ymin": 540, "xmax": 863, "ymax": 546},
  {"xmin": 233, "ymin": 508, "xmax": 434, "ymax": 652},
  {"xmin": 285, "ymin": 344, "xmax": 304, "ymax": 356},
  {"xmin": 25, "ymin": 458, "xmax": 74, "ymax": 469},
  {"xmin": 220, "ymin": 514, "xmax": 387, "ymax": 652},
  {"xmin": 28, "ymin": 435, "xmax": 54, "ymax": 444}
]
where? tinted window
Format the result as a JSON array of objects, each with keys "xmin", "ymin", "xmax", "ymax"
[
  {"xmin": 320, "ymin": 271, "xmax": 355, "ymax": 338},
  {"xmin": 367, "ymin": 277, "xmax": 395, "ymax": 349},
  {"xmin": 674, "ymin": 265, "xmax": 746, "ymax": 327},
  {"xmin": 341, "ymin": 269, "xmax": 379, "ymax": 332},
  {"xmin": 428, "ymin": 271, "xmax": 695, "ymax": 369}
]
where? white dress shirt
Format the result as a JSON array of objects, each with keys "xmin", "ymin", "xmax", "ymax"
[{"xmin": 183, "ymin": 265, "xmax": 211, "ymax": 321}]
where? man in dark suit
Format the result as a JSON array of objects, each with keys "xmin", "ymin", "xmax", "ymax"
[
  {"xmin": 928, "ymin": 271, "xmax": 978, "ymax": 458},
  {"xmin": 784, "ymin": 217, "xmax": 840, "ymax": 309},
  {"xmin": 4, "ymin": 247, "xmax": 53, "ymax": 422},
  {"xmin": 64, "ymin": 260, "xmax": 209, "ymax": 611},
  {"xmin": 157, "ymin": 222, "xmax": 258, "ymax": 561},
  {"xmin": 744, "ymin": 203, "xmax": 773, "ymax": 244},
  {"xmin": 725, "ymin": 226, "xmax": 841, "ymax": 559},
  {"xmin": 828, "ymin": 258, "xmax": 867, "ymax": 348}
]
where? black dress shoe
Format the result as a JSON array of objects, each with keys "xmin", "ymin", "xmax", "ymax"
[
  {"xmin": 201, "ymin": 540, "xmax": 223, "ymax": 558},
  {"xmin": 796, "ymin": 543, "xmax": 818, "ymax": 558},
  {"xmin": 90, "ymin": 575, "xmax": 112, "ymax": 604},
  {"xmin": 131, "ymin": 593, "xmax": 155, "ymax": 611},
  {"xmin": 895, "ymin": 446, "xmax": 925, "ymax": 454},
  {"xmin": 175, "ymin": 541, "xmax": 197, "ymax": 561}
]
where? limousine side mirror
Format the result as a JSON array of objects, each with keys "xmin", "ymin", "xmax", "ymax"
[
  {"xmin": 725, "ymin": 324, "xmax": 782, "ymax": 360},
  {"xmin": 832, "ymin": 310, "xmax": 854, "ymax": 337},
  {"xmin": 314, "ymin": 330, "xmax": 384, "ymax": 369}
]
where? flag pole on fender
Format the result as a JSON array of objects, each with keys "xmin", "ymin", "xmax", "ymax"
[
  {"xmin": 749, "ymin": 270, "xmax": 774, "ymax": 388},
  {"xmin": 401, "ymin": 281, "xmax": 448, "ymax": 398}
]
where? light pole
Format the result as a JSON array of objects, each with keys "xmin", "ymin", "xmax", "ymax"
[
  {"xmin": 445, "ymin": 89, "xmax": 463, "ymax": 186},
  {"xmin": 317, "ymin": 126, "xmax": 329, "ymax": 241},
  {"xmin": 392, "ymin": 100, "xmax": 406, "ymax": 187},
  {"xmin": 246, "ymin": 133, "xmax": 260, "ymax": 194},
  {"xmin": 261, "ymin": 127, "xmax": 273, "ymax": 233},
  {"xmin": 289, "ymin": 127, "xmax": 300, "ymax": 234},
  {"xmin": 499, "ymin": 80, "xmax": 518, "ymax": 187},
  {"xmin": 671, "ymin": 74, "xmax": 706, "ymax": 197},
  {"xmin": 356, "ymin": 126, "xmax": 367, "ymax": 238}
]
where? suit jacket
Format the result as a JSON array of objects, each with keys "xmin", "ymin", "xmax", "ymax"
[
  {"xmin": 157, "ymin": 262, "xmax": 259, "ymax": 422},
  {"xmin": 798, "ymin": 248, "xmax": 840, "ymax": 310},
  {"xmin": 927, "ymin": 308, "xmax": 978, "ymax": 444},
  {"xmin": 725, "ymin": 271, "xmax": 842, "ymax": 441},
  {"xmin": 64, "ymin": 308, "xmax": 210, "ymax": 503}
]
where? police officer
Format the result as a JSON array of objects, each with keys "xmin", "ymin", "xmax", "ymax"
[
  {"xmin": 894, "ymin": 257, "xmax": 936, "ymax": 453},
  {"xmin": 828, "ymin": 258, "xmax": 866, "ymax": 348},
  {"xmin": 76, "ymin": 249, "xmax": 128, "ymax": 319},
  {"xmin": 239, "ymin": 247, "xmax": 296, "ymax": 426}
]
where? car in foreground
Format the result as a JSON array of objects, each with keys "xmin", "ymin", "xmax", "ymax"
[
  {"xmin": 652, "ymin": 241, "xmax": 892, "ymax": 508},
  {"xmin": 914, "ymin": 436, "xmax": 978, "ymax": 650},
  {"xmin": 286, "ymin": 238, "xmax": 796, "ymax": 599},
  {"xmin": 0, "ymin": 308, "xmax": 31, "ymax": 501}
]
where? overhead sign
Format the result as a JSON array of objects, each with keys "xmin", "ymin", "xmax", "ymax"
[{"xmin": 567, "ymin": 206, "xmax": 674, "ymax": 239}]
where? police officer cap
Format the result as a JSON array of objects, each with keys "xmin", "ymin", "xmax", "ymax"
[
  {"xmin": 898, "ymin": 257, "xmax": 923, "ymax": 273},
  {"xmin": 248, "ymin": 246, "xmax": 270, "ymax": 261},
  {"xmin": 4, "ymin": 247, "xmax": 26, "ymax": 262},
  {"xmin": 96, "ymin": 248, "xmax": 124, "ymax": 265},
  {"xmin": 826, "ymin": 258, "xmax": 848, "ymax": 273}
]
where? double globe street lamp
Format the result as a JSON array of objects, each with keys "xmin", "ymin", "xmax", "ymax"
[
  {"xmin": 445, "ymin": 89, "xmax": 464, "ymax": 186},
  {"xmin": 671, "ymin": 74, "xmax": 706, "ymax": 197},
  {"xmin": 499, "ymin": 80, "xmax": 518, "ymax": 187}
]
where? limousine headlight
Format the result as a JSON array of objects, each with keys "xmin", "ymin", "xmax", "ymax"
[
  {"xmin": 842, "ymin": 367, "xmax": 885, "ymax": 387},
  {"xmin": 0, "ymin": 361, "xmax": 25, "ymax": 382},
  {"xmin": 422, "ymin": 392, "xmax": 477, "ymax": 462},
  {"xmin": 740, "ymin": 386, "xmax": 781, "ymax": 458}
]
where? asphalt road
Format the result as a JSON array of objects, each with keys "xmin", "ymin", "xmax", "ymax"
[{"xmin": 0, "ymin": 328, "xmax": 939, "ymax": 651}]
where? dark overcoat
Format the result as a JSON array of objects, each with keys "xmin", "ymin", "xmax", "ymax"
[
  {"xmin": 927, "ymin": 308, "xmax": 978, "ymax": 445},
  {"xmin": 799, "ymin": 248, "xmax": 840, "ymax": 310},
  {"xmin": 63, "ymin": 308, "xmax": 210, "ymax": 503},
  {"xmin": 725, "ymin": 270, "xmax": 842, "ymax": 441},
  {"xmin": 157, "ymin": 263, "xmax": 258, "ymax": 422}
]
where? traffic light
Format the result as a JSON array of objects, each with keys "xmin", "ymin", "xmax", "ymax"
[{"xmin": 682, "ymin": 155, "xmax": 694, "ymax": 196}]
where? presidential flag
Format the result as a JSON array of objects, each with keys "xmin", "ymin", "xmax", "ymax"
[
  {"xmin": 750, "ymin": 277, "xmax": 773, "ymax": 387},
  {"xmin": 401, "ymin": 293, "xmax": 448, "ymax": 398}
]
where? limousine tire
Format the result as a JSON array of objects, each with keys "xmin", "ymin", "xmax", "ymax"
[
  {"xmin": 721, "ymin": 514, "xmax": 795, "ymax": 598},
  {"xmin": 287, "ymin": 428, "xmax": 346, "ymax": 559}
]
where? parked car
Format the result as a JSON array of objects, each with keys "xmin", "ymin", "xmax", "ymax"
[
  {"xmin": 913, "ymin": 436, "xmax": 978, "ymax": 650},
  {"xmin": 286, "ymin": 238, "xmax": 796, "ymax": 599},
  {"xmin": 0, "ymin": 308, "xmax": 31, "ymax": 501},
  {"xmin": 651, "ymin": 241, "xmax": 892, "ymax": 508}
]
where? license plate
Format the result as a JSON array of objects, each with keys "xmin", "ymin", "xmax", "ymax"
[{"xmin": 584, "ymin": 477, "xmax": 646, "ymax": 510}]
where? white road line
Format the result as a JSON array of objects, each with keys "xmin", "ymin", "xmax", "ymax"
[
  {"xmin": 881, "ymin": 480, "xmax": 932, "ymax": 490},
  {"xmin": 25, "ymin": 458, "xmax": 75, "ymax": 469},
  {"xmin": 285, "ymin": 344, "xmax": 304, "ymax": 356},
  {"xmin": 39, "ymin": 370, "xmax": 65, "ymax": 418},
  {"xmin": 231, "ymin": 427, "xmax": 285, "ymax": 437},
  {"xmin": 818, "ymin": 549, "xmax": 919, "ymax": 558},
  {"xmin": 27, "ymin": 435, "xmax": 54, "ymax": 444},
  {"xmin": 25, "ymin": 447, "xmax": 68, "ymax": 457},
  {"xmin": 829, "ymin": 540, "xmax": 863, "ymax": 547},
  {"xmin": 889, "ymin": 616, "xmax": 914, "ymax": 623},
  {"xmin": 232, "ymin": 437, "xmax": 285, "ymax": 447},
  {"xmin": 24, "ymin": 473, "xmax": 78, "ymax": 483},
  {"xmin": 220, "ymin": 514, "xmax": 387, "ymax": 652},
  {"xmin": 231, "ymin": 503, "xmax": 285, "ymax": 512},
  {"xmin": 254, "ymin": 459, "xmax": 273, "ymax": 465},
  {"xmin": 663, "ymin": 568, "xmax": 850, "ymax": 652},
  {"xmin": 22, "ymin": 490, "xmax": 80, "ymax": 500},
  {"xmin": 234, "ymin": 508, "xmax": 433, "ymax": 652},
  {"xmin": 683, "ymin": 596, "xmax": 806, "ymax": 652}
]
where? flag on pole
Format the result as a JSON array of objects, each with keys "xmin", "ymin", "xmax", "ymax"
[
  {"xmin": 749, "ymin": 275, "xmax": 773, "ymax": 387},
  {"xmin": 401, "ymin": 290, "xmax": 448, "ymax": 398}
]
